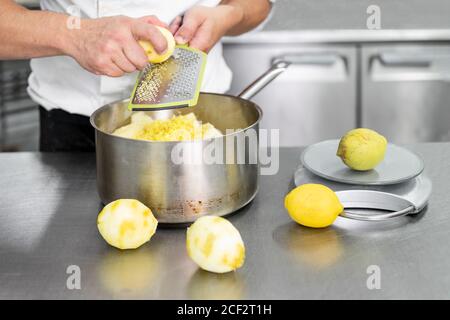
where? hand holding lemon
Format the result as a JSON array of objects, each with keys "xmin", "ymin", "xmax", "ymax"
[
  {"xmin": 67, "ymin": 15, "xmax": 171, "ymax": 77},
  {"xmin": 139, "ymin": 26, "xmax": 176, "ymax": 63}
]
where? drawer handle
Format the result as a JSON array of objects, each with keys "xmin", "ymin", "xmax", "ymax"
[
  {"xmin": 372, "ymin": 53, "xmax": 432, "ymax": 68},
  {"xmin": 273, "ymin": 53, "xmax": 346, "ymax": 67}
]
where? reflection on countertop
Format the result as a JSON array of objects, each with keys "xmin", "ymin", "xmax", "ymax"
[
  {"xmin": 187, "ymin": 270, "xmax": 246, "ymax": 300},
  {"xmin": 273, "ymin": 222, "xmax": 344, "ymax": 270}
]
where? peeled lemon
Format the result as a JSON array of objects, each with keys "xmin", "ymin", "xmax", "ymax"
[
  {"xmin": 139, "ymin": 26, "xmax": 175, "ymax": 64},
  {"xmin": 186, "ymin": 216, "xmax": 245, "ymax": 273},
  {"xmin": 337, "ymin": 128, "xmax": 387, "ymax": 171},
  {"xmin": 284, "ymin": 184, "xmax": 343, "ymax": 228},
  {"xmin": 97, "ymin": 199, "xmax": 158, "ymax": 250}
]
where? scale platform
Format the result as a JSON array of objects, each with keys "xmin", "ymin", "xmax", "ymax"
[{"xmin": 300, "ymin": 140, "xmax": 424, "ymax": 186}]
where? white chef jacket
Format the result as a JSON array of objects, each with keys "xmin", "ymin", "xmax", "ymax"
[{"xmin": 27, "ymin": 0, "xmax": 233, "ymax": 116}]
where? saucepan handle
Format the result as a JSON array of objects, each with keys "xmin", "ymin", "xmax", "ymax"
[{"xmin": 238, "ymin": 60, "xmax": 291, "ymax": 100}]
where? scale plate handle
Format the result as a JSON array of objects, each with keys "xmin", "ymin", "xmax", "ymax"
[
  {"xmin": 336, "ymin": 190, "xmax": 418, "ymax": 222},
  {"xmin": 340, "ymin": 206, "xmax": 416, "ymax": 221}
]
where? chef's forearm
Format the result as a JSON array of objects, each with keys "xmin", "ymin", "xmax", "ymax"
[
  {"xmin": 0, "ymin": 0, "xmax": 72, "ymax": 59},
  {"xmin": 220, "ymin": 0, "xmax": 272, "ymax": 36}
]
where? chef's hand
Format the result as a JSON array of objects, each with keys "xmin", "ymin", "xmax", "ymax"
[
  {"xmin": 169, "ymin": 5, "xmax": 244, "ymax": 52},
  {"xmin": 67, "ymin": 15, "xmax": 168, "ymax": 77}
]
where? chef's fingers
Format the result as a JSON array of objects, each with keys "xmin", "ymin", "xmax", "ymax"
[
  {"xmin": 131, "ymin": 21, "xmax": 167, "ymax": 54},
  {"xmin": 188, "ymin": 20, "xmax": 214, "ymax": 53},
  {"xmin": 104, "ymin": 61, "xmax": 126, "ymax": 77},
  {"xmin": 138, "ymin": 15, "xmax": 168, "ymax": 29},
  {"xmin": 112, "ymin": 50, "xmax": 138, "ymax": 73},
  {"xmin": 123, "ymin": 40, "xmax": 149, "ymax": 71},
  {"xmin": 174, "ymin": 12, "xmax": 203, "ymax": 45},
  {"xmin": 169, "ymin": 16, "xmax": 182, "ymax": 34}
]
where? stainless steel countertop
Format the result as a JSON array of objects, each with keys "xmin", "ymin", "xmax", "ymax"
[
  {"xmin": 1, "ymin": 145, "xmax": 450, "ymax": 299},
  {"xmin": 225, "ymin": 0, "xmax": 450, "ymax": 43}
]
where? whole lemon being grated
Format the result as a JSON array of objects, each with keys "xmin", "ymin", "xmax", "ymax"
[
  {"xmin": 97, "ymin": 199, "xmax": 158, "ymax": 250},
  {"xmin": 337, "ymin": 128, "xmax": 387, "ymax": 171},
  {"xmin": 284, "ymin": 184, "xmax": 343, "ymax": 228},
  {"xmin": 139, "ymin": 26, "xmax": 176, "ymax": 64},
  {"xmin": 186, "ymin": 216, "xmax": 245, "ymax": 274},
  {"xmin": 112, "ymin": 112, "xmax": 222, "ymax": 141}
]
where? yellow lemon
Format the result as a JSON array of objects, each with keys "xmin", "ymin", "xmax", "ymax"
[
  {"xmin": 139, "ymin": 26, "xmax": 175, "ymax": 64},
  {"xmin": 97, "ymin": 199, "xmax": 158, "ymax": 250},
  {"xmin": 337, "ymin": 128, "xmax": 387, "ymax": 171},
  {"xmin": 186, "ymin": 216, "xmax": 245, "ymax": 273},
  {"xmin": 284, "ymin": 184, "xmax": 343, "ymax": 228}
]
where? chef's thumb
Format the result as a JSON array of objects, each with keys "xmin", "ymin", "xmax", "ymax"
[
  {"xmin": 174, "ymin": 14, "xmax": 202, "ymax": 45},
  {"xmin": 132, "ymin": 21, "xmax": 167, "ymax": 54}
]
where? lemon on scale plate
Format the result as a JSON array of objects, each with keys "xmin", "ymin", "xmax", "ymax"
[{"xmin": 301, "ymin": 139, "xmax": 424, "ymax": 186}]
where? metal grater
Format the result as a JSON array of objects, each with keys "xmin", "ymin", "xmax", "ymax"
[{"xmin": 128, "ymin": 45, "xmax": 207, "ymax": 111}]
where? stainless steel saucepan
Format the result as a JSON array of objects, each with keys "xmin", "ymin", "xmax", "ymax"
[{"xmin": 90, "ymin": 61, "xmax": 290, "ymax": 224}]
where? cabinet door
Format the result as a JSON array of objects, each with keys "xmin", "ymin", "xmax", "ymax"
[
  {"xmin": 223, "ymin": 44, "xmax": 357, "ymax": 147},
  {"xmin": 362, "ymin": 44, "xmax": 450, "ymax": 143}
]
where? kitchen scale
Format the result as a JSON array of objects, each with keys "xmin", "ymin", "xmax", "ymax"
[{"xmin": 296, "ymin": 140, "xmax": 432, "ymax": 221}]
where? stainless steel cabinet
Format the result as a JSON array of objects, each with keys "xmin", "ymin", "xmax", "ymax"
[
  {"xmin": 362, "ymin": 44, "xmax": 450, "ymax": 143},
  {"xmin": 223, "ymin": 44, "xmax": 357, "ymax": 147},
  {"xmin": 0, "ymin": 60, "xmax": 38, "ymax": 151}
]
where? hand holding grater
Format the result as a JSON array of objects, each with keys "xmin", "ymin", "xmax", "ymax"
[{"xmin": 128, "ymin": 45, "xmax": 207, "ymax": 111}]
